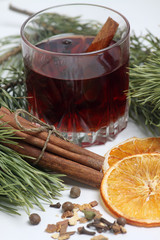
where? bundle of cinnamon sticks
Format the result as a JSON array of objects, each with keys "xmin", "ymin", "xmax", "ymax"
[{"xmin": 0, "ymin": 107, "xmax": 104, "ymax": 188}]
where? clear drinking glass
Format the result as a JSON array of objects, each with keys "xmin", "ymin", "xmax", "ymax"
[{"xmin": 21, "ymin": 2, "xmax": 130, "ymax": 147}]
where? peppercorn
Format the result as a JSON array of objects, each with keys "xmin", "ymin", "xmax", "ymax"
[
  {"xmin": 62, "ymin": 201, "xmax": 74, "ymax": 212},
  {"xmin": 70, "ymin": 186, "xmax": 81, "ymax": 198},
  {"xmin": 117, "ymin": 217, "xmax": 126, "ymax": 226},
  {"xmin": 29, "ymin": 213, "xmax": 41, "ymax": 225}
]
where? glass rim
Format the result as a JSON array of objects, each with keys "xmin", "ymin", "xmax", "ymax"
[{"xmin": 20, "ymin": 3, "xmax": 130, "ymax": 56}]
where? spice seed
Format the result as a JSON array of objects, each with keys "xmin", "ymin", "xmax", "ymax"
[
  {"xmin": 70, "ymin": 186, "xmax": 81, "ymax": 198},
  {"xmin": 117, "ymin": 217, "xmax": 126, "ymax": 226},
  {"xmin": 29, "ymin": 213, "xmax": 41, "ymax": 225},
  {"xmin": 62, "ymin": 202, "xmax": 74, "ymax": 212}
]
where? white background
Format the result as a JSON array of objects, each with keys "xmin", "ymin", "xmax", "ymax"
[{"xmin": 0, "ymin": 0, "xmax": 160, "ymax": 239}]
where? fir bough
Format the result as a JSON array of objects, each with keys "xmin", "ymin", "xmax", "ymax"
[
  {"xmin": 129, "ymin": 32, "xmax": 160, "ymax": 133},
  {"xmin": 0, "ymin": 122, "xmax": 65, "ymax": 215}
]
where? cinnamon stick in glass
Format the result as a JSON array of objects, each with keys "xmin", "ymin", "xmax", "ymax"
[{"xmin": 86, "ymin": 17, "xmax": 119, "ymax": 52}]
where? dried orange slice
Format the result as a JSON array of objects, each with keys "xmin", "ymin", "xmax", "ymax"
[
  {"xmin": 100, "ymin": 153, "xmax": 160, "ymax": 227},
  {"xmin": 103, "ymin": 137, "xmax": 160, "ymax": 172}
]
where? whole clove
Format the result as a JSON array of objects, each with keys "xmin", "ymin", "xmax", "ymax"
[
  {"xmin": 50, "ymin": 202, "xmax": 61, "ymax": 208},
  {"xmin": 111, "ymin": 223, "xmax": 122, "ymax": 234},
  {"xmin": 86, "ymin": 217, "xmax": 127, "ymax": 235},
  {"xmin": 78, "ymin": 226, "xmax": 96, "ymax": 236},
  {"xmin": 99, "ymin": 217, "xmax": 114, "ymax": 228},
  {"xmin": 87, "ymin": 219, "xmax": 109, "ymax": 233}
]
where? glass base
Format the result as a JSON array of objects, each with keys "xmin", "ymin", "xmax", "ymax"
[{"xmin": 61, "ymin": 113, "xmax": 128, "ymax": 147}]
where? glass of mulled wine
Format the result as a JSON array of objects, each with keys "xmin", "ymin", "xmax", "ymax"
[{"xmin": 21, "ymin": 2, "xmax": 130, "ymax": 147}]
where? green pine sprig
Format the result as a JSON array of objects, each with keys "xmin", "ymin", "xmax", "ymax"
[
  {"xmin": 0, "ymin": 122, "xmax": 65, "ymax": 215},
  {"xmin": 129, "ymin": 32, "xmax": 160, "ymax": 133}
]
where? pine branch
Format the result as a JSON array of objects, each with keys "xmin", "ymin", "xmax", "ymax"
[
  {"xmin": 9, "ymin": 4, "xmax": 34, "ymax": 16},
  {"xmin": 129, "ymin": 32, "xmax": 160, "ymax": 133},
  {"xmin": 0, "ymin": 45, "xmax": 21, "ymax": 64},
  {"xmin": 0, "ymin": 121, "xmax": 65, "ymax": 215}
]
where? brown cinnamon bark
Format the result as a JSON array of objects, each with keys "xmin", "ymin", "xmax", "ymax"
[
  {"xmin": 86, "ymin": 17, "xmax": 119, "ymax": 52},
  {"xmin": 4, "ymin": 140, "xmax": 103, "ymax": 188},
  {"xmin": 0, "ymin": 107, "xmax": 104, "ymax": 164},
  {"xmin": 0, "ymin": 118, "xmax": 102, "ymax": 171},
  {"xmin": 0, "ymin": 107, "xmax": 104, "ymax": 187}
]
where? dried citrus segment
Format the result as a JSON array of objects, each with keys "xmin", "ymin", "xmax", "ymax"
[
  {"xmin": 103, "ymin": 137, "xmax": 160, "ymax": 172},
  {"xmin": 100, "ymin": 153, "xmax": 160, "ymax": 227},
  {"xmin": 135, "ymin": 137, "xmax": 160, "ymax": 153}
]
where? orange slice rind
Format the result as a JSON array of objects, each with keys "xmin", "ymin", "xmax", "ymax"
[
  {"xmin": 102, "ymin": 137, "xmax": 160, "ymax": 173},
  {"xmin": 100, "ymin": 153, "xmax": 160, "ymax": 227}
]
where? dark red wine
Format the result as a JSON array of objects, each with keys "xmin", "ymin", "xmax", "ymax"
[{"xmin": 24, "ymin": 35, "xmax": 129, "ymax": 133}]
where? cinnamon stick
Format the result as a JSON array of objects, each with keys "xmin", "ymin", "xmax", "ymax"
[
  {"xmin": 4, "ymin": 140, "xmax": 103, "ymax": 188},
  {"xmin": 0, "ymin": 107, "xmax": 104, "ymax": 164},
  {"xmin": 0, "ymin": 118, "xmax": 102, "ymax": 171},
  {"xmin": 0, "ymin": 107, "xmax": 104, "ymax": 187},
  {"xmin": 86, "ymin": 17, "xmax": 119, "ymax": 52}
]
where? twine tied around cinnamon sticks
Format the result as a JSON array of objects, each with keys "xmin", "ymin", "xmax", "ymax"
[
  {"xmin": 0, "ymin": 106, "xmax": 104, "ymax": 187},
  {"xmin": 14, "ymin": 109, "xmax": 71, "ymax": 165}
]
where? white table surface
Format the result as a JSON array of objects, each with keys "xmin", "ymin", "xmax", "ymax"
[{"xmin": 0, "ymin": 0, "xmax": 160, "ymax": 239}]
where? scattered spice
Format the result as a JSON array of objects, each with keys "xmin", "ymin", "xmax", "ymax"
[
  {"xmin": 51, "ymin": 233, "xmax": 59, "ymax": 239},
  {"xmin": 56, "ymin": 219, "xmax": 69, "ymax": 235},
  {"xmin": 87, "ymin": 219, "xmax": 109, "ymax": 233},
  {"xmin": 120, "ymin": 225, "xmax": 127, "ymax": 234},
  {"xmin": 82, "ymin": 208, "xmax": 102, "ymax": 219},
  {"xmin": 68, "ymin": 209, "xmax": 80, "ymax": 226},
  {"xmin": 116, "ymin": 217, "xmax": 126, "ymax": 226},
  {"xmin": 79, "ymin": 203, "xmax": 92, "ymax": 211},
  {"xmin": 61, "ymin": 210, "xmax": 74, "ymax": 219},
  {"xmin": 77, "ymin": 226, "xmax": 96, "ymax": 235},
  {"xmin": 29, "ymin": 213, "xmax": 41, "ymax": 225},
  {"xmin": 45, "ymin": 224, "xmax": 57, "ymax": 233},
  {"xmin": 58, "ymin": 234, "xmax": 70, "ymax": 240},
  {"xmin": 112, "ymin": 223, "xmax": 122, "ymax": 234},
  {"xmin": 83, "ymin": 209, "xmax": 96, "ymax": 221},
  {"xmin": 62, "ymin": 202, "xmax": 74, "ymax": 212},
  {"xmin": 86, "ymin": 217, "xmax": 127, "ymax": 235},
  {"xmin": 70, "ymin": 186, "xmax": 81, "ymax": 198},
  {"xmin": 78, "ymin": 217, "xmax": 88, "ymax": 224},
  {"xmin": 91, "ymin": 235, "xmax": 109, "ymax": 240},
  {"xmin": 89, "ymin": 200, "xmax": 98, "ymax": 207},
  {"xmin": 44, "ymin": 189, "xmax": 127, "ymax": 239},
  {"xmin": 50, "ymin": 202, "xmax": 61, "ymax": 209},
  {"xmin": 58, "ymin": 231, "xmax": 76, "ymax": 240},
  {"xmin": 100, "ymin": 217, "xmax": 113, "ymax": 228}
]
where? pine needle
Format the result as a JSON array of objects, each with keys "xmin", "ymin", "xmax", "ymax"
[
  {"xmin": 129, "ymin": 32, "xmax": 160, "ymax": 133},
  {"xmin": 0, "ymin": 122, "xmax": 65, "ymax": 215}
]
